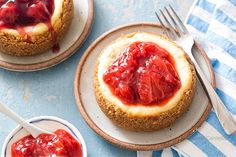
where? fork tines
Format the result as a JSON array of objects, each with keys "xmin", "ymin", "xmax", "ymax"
[{"xmin": 155, "ymin": 5, "xmax": 188, "ymax": 39}]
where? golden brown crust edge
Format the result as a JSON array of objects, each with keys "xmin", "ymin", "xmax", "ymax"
[
  {"xmin": 0, "ymin": 0, "xmax": 73, "ymax": 56},
  {"xmin": 94, "ymin": 42, "xmax": 197, "ymax": 132}
]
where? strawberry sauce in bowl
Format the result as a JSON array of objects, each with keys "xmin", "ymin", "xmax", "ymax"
[
  {"xmin": 11, "ymin": 129, "xmax": 82, "ymax": 157},
  {"xmin": 103, "ymin": 42, "xmax": 181, "ymax": 106},
  {"xmin": 1, "ymin": 116, "xmax": 87, "ymax": 157}
]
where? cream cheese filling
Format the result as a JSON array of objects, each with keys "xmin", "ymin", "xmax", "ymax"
[
  {"xmin": 97, "ymin": 32, "xmax": 194, "ymax": 117},
  {"xmin": 1, "ymin": 0, "xmax": 63, "ymax": 35}
]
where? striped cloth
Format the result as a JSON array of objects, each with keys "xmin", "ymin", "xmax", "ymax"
[{"xmin": 153, "ymin": 0, "xmax": 236, "ymax": 156}]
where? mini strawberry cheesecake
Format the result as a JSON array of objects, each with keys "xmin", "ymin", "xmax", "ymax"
[
  {"xmin": 94, "ymin": 32, "xmax": 196, "ymax": 131},
  {"xmin": 0, "ymin": 0, "xmax": 73, "ymax": 56}
]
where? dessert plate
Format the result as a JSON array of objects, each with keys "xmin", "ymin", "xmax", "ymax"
[
  {"xmin": 0, "ymin": 0, "xmax": 93, "ymax": 72},
  {"xmin": 74, "ymin": 23, "xmax": 215, "ymax": 150}
]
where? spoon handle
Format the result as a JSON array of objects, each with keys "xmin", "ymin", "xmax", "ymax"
[{"xmin": 0, "ymin": 102, "xmax": 50, "ymax": 138}]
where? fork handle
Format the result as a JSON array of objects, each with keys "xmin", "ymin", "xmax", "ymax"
[
  {"xmin": 190, "ymin": 57, "xmax": 236, "ymax": 135},
  {"xmin": 137, "ymin": 151, "xmax": 152, "ymax": 157}
]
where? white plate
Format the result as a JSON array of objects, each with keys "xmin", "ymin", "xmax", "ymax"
[
  {"xmin": 74, "ymin": 23, "xmax": 214, "ymax": 151},
  {"xmin": 0, "ymin": 0, "xmax": 93, "ymax": 72}
]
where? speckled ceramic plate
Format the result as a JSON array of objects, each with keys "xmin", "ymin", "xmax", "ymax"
[
  {"xmin": 74, "ymin": 23, "xmax": 215, "ymax": 151},
  {"xmin": 0, "ymin": 0, "xmax": 93, "ymax": 72}
]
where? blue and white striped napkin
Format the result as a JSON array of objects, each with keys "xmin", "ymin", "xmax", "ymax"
[{"xmin": 153, "ymin": 0, "xmax": 236, "ymax": 156}]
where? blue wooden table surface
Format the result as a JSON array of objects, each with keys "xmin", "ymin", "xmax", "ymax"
[{"xmin": 0, "ymin": 0, "xmax": 194, "ymax": 156}]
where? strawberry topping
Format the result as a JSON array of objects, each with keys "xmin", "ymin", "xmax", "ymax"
[
  {"xmin": 0, "ymin": 0, "xmax": 54, "ymax": 28},
  {"xmin": 103, "ymin": 42, "xmax": 181, "ymax": 105},
  {"xmin": 0, "ymin": 1, "xmax": 18, "ymax": 24}
]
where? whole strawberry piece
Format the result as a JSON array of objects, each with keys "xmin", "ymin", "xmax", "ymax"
[
  {"xmin": 27, "ymin": 1, "xmax": 50, "ymax": 22},
  {"xmin": 0, "ymin": 1, "xmax": 18, "ymax": 24}
]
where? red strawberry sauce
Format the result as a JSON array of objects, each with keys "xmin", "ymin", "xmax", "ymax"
[
  {"xmin": 103, "ymin": 42, "xmax": 181, "ymax": 105},
  {"xmin": 0, "ymin": 0, "xmax": 59, "ymax": 52},
  {"xmin": 11, "ymin": 129, "xmax": 82, "ymax": 157}
]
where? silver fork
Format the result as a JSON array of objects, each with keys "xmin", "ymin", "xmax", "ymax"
[{"xmin": 155, "ymin": 5, "xmax": 236, "ymax": 135}]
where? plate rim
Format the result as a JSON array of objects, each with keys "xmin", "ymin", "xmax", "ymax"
[
  {"xmin": 74, "ymin": 22, "xmax": 215, "ymax": 151},
  {"xmin": 0, "ymin": 0, "xmax": 94, "ymax": 72}
]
